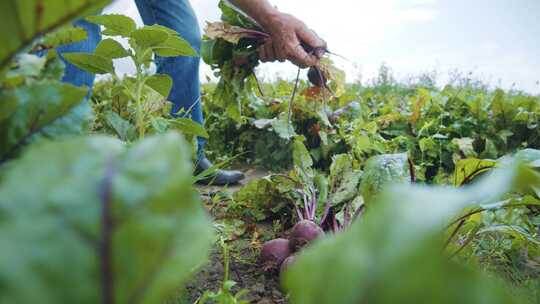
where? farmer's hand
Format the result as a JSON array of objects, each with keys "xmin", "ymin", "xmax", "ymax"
[{"xmin": 258, "ymin": 12, "xmax": 326, "ymax": 68}]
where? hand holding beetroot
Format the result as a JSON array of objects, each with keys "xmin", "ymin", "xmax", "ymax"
[{"xmin": 258, "ymin": 12, "xmax": 327, "ymax": 68}]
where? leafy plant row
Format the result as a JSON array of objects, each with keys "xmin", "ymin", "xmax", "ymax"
[{"xmin": 0, "ymin": 4, "xmax": 214, "ymax": 303}]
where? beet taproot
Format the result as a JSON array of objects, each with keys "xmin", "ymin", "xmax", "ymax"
[
  {"xmin": 308, "ymin": 66, "xmax": 327, "ymax": 87},
  {"xmin": 289, "ymin": 220, "xmax": 324, "ymax": 251},
  {"xmin": 260, "ymin": 238, "xmax": 292, "ymax": 270}
]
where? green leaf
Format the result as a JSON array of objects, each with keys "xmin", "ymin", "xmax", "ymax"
[
  {"xmin": 271, "ymin": 113, "xmax": 296, "ymax": 140},
  {"xmin": 95, "ymin": 38, "xmax": 130, "ymax": 59},
  {"xmin": 283, "ymin": 161, "xmax": 538, "ymax": 304},
  {"xmin": 453, "ymin": 158, "xmax": 497, "ymax": 186},
  {"xmin": 0, "ymin": 82, "xmax": 87, "ymax": 161},
  {"xmin": 292, "ymin": 137, "xmax": 313, "ymax": 171},
  {"xmin": 491, "ymin": 89, "xmax": 514, "ymax": 123},
  {"xmin": 154, "ymin": 35, "xmax": 198, "ymax": 57},
  {"xmin": 201, "ymin": 39, "xmax": 216, "ymax": 64},
  {"xmin": 62, "ymin": 52, "xmax": 114, "ymax": 74},
  {"xmin": 0, "ymin": 94, "xmax": 19, "ymax": 122},
  {"xmin": 0, "ymin": 132, "xmax": 213, "ymax": 303},
  {"xmin": 131, "ymin": 26, "xmax": 169, "ymax": 50},
  {"xmin": 169, "ymin": 118, "xmax": 209, "ymax": 139},
  {"xmin": 36, "ymin": 101, "xmax": 94, "ymax": 141},
  {"xmin": 42, "ymin": 25, "xmax": 88, "ymax": 48},
  {"xmin": 233, "ymin": 175, "xmax": 293, "ymax": 221},
  {"xmin": 150, "ymin": 117, "xmax": 170, "ymax": 134},
  {"xmin": 86, "ymin": 14, "xmax": 136, "ymax": 37},
  {"xmin": 355, "ymin": 135, "xmax": 371, "ymax": 153},
  {"xmin": 145, "ymin": 74, "xmax": 173, "ymax": 99},
  {"xmin": 419, "ymin": 137, "xmax": 439, "ymax": 158},
  {"xmin": 218, "ymin": 0, "xmax": 261, "ymax": 29},
  {"xmin": 0, "ymin": 0, "xmax": 112, "ymax": 71},
  {"xmin": 328, "ymin": 154, "xmax": 362, "ymax": 207},
  {"xmin": 105, "ymin": 110, "xmax": 135, "ymax": 141},
  {"xmin": 359, "ymin": 153, "xmax": 410, "ymax": 205}
]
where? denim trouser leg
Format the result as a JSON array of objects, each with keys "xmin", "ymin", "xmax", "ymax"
[
  {"xmin": 58, "ymin": 20, "xmax": 101, "ymax": 91},
  {"xmin": 134, "ymin": 0, "xmax": 206, "ymax": 159}
]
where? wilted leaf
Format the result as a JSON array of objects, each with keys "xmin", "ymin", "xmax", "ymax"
[
  {"xmin": 319, "ymin": 58, "xmax": 346, "ymax": 97},
  {"xmin": 204, "ymin": 21, "xmax": 267, "ymax": 44}
]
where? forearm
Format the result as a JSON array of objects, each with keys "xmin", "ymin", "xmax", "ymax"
[{"xmin": 227, "ymin": 0, "xmax": 279, "ymax": 29}]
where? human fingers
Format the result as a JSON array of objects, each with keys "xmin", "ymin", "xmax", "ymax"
[{"xmin": 297, "ymin": 27, "xmax": 327, "ymax": 58}]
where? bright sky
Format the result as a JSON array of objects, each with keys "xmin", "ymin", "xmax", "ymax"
[{"xmin": 105, "ymin": 0, "xmax": 540, "ymax": 94}]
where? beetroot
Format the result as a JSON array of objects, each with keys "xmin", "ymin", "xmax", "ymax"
[
  {"xmin": 280, "ymin": 254, "xmax": 297, "ymax": 275},
  {"xmin": 289, "ymin": 220, "xmax": 324, "ymax": 251},
  {"xmin": 308, "ymin": 66, "xmax": 327, "ymax": 87},
  {"xmin": 260, "ymin": 238, "xmax": 292, "ymax": 270}
]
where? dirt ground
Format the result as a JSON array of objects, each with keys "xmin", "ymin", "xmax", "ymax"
[
  {"xmin": 183, "ymin": 235, "xmax": 286, "ymax": 303},
  {"xmin": 183, "ymin": 166, "xmax": 287, "ymax": 304}
]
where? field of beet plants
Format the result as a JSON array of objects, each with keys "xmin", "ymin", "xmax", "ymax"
[{"xmin": 2, "ymin": 1, "xmax": 540, "ymax": 304}]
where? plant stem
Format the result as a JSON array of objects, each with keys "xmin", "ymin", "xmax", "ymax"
[
  {"xmin": 222, "ymin": 239, "xmax": 230, "ymax": 282},
  {"xmin": 134, "ymin": 61, "xmax": 146, "ymax": 139}
]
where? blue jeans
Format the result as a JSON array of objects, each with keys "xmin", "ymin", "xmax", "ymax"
[{"xmin": 60, "ymin": 0, "xmax": 206, "ymax": 157}]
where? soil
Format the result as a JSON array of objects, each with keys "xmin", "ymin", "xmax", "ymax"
[
  {"xmin": 183, "ymin": 235, "xmax": 286, "ymax": 303},
  {"xmin": 181, "ymin": 166, "xmax": 288, "ymax": 304}
]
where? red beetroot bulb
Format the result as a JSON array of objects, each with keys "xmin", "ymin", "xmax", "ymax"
[
  {"xmin": 260, "ymin": 238, "xmax": 292, "ymax": 270},
  {"xmin": 289, "ymin": 220, "xmax": 324, "ymax": 252}
]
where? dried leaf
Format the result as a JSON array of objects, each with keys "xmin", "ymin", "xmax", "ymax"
[{"xmin": 204, "ymin": 21, "xmax": 267, "ymax": 44}]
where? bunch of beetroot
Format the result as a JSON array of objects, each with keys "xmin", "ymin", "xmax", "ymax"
[
  {"xmin": 260, "ymin": 220, "xmax": 323, "ymax": 276},
  {"xmin": 259, "ymin": 185, "xmax": 327, "ymax": 277},
  {"xmin": 259, "ymin": 181, "xmax": 366, "ymax": 279}
]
